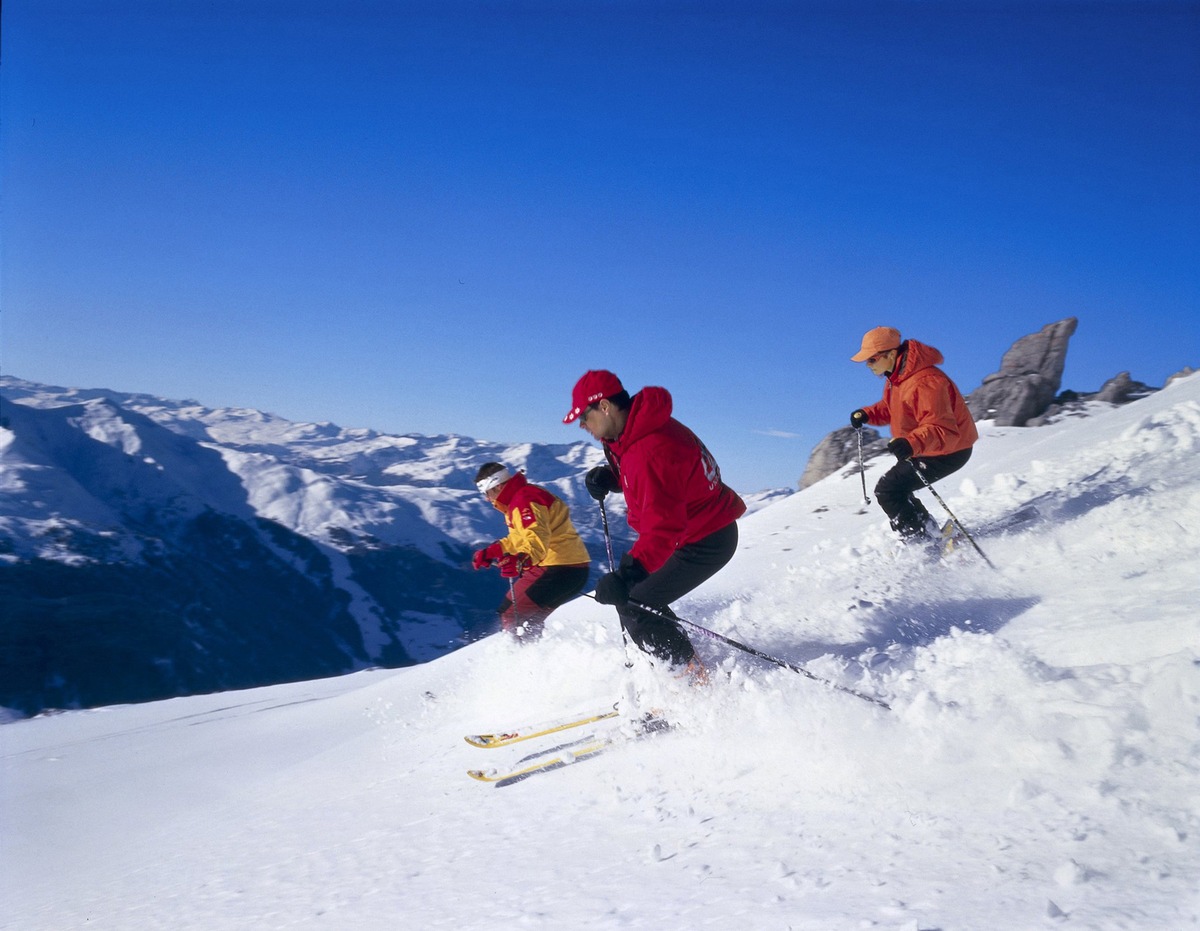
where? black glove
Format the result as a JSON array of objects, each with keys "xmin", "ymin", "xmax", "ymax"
[
  {"xmin": 594, "ymin": 571, "xmax": 629, "ymax": 605},
  {"xmin": 594, "ymin": 554, "xmax": 647, "ymax": 606},
  {"xmin": 850, "ymin": 409, "xmax": 868, "ymax": 429},
  {"xmin": 585, "ymin": 465, "xmax": 620, "ymax": 501},
  {"xmin": 888, "ymin": 437, "xmax": 914, "ymax": 460},
  {"xmin": 617, "ymin": 553, "xmax": 648, "ymax": 585}
]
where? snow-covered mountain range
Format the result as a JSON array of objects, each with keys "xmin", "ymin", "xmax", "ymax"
[
  {"xmin": 4, "ymin": 371, "xmax": 1197, "ymax": 929},
  {"xmin": 1, "ymin": 376, "xmax": 637, "ymax": 713}
]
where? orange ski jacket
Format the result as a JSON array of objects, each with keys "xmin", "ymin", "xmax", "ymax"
[{"xmin": 861, "ymin": 340, "xmax": 979, "ymax": 458}]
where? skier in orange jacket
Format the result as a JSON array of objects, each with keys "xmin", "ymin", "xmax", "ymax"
[{"xmin": 850, "ymin": 327, "xmax": 978, "ymax": 543}]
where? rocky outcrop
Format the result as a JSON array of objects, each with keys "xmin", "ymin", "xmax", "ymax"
[
  {"xmin": 1026, "ymin": 371, "xmax": 1160, "ymax": 426},
  {"xmin": 1166, "ymin": 366, "xmax": 1197, "ymax": 388},
  {"xmin": 1093, "ymin": 371, "xmax": 1157, "ymax": 405},
  {"xmin": 965, "ymin": 317, "xmax": 1078, "ymax": 425},
  {"xmin": 799, "ymin": 426, "xmax": 886, "ymax": 489}
]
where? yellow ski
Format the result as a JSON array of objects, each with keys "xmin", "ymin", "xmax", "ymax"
[
  {"xmin": 467, "ymin": 738, "xmax": 612, "ymax": 785},
  {"xmin": 464, "ymin": 707, "xmax": 619, "ymax": 749}
]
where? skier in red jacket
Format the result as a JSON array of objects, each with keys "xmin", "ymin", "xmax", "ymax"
[
  {"xmin": 850, "ymin": 326, "xmax": 978, "ymax": 543},
  {"xmin": 563, "ymin": 370, "xmax": 746, "ymax": 680}
]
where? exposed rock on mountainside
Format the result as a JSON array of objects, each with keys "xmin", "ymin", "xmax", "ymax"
[
  {"xmin": 965, "ymin": 317, "xmax": 1078, "ymax": 426},
  {"xmin": 798, "ymin": 426, "xmax": 886, "ymax": 491},
  {"xmin": 1166, "ymin": 366, "xmax": 1197, "ymax": 387},
  {"xmin": 1026, "ymin": 370, "xmax": 1160, "ymax": 426}
]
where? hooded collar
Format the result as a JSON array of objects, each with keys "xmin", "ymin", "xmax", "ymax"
[
  {"xmin": 888, "ymin": 340, "xmax": 945, "ymax": 385},
  {"xmin": 493, "ymin": 471, "xmax": 528, "ymax": 510},
  {"xmin": 609, "ymin": 386, "xmax": 672, "ymax": 456}
]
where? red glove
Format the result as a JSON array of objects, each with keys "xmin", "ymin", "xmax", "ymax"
[
  {"xmin": 472, "ymin": 543, "xmax": 504, "ymax": 570},
  {"xmin": 498, "ymin": 553, "xmax": 530, "ymax": 578}
]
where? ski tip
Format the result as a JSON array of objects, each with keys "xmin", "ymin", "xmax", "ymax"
[{"xmin": 464, "ymin": 733, "xmax": 517, "ymax": 748}]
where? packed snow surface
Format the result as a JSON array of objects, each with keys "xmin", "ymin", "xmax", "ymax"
[{"xmin": 4, "ymin": 375, "xmax": 1199, "ymax": 930}]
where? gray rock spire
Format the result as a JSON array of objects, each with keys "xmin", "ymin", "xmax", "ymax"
[{"xmin": 965, "ymin": 317, "xmax": 1078, "ymax": 426}]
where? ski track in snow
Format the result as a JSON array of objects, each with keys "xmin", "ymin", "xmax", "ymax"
[{"xmin": 3, "ymin": 376, "xmax": 1200, "ymax": 930}]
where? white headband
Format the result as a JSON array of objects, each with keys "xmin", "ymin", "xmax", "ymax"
[{"xmin": 475, "ymin": 468, "xmax": 512, "ymax": 494}]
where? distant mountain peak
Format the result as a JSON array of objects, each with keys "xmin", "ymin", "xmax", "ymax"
[{"xmin": 0, "ymin": 376, "xmax": 609, "ymax": 714}]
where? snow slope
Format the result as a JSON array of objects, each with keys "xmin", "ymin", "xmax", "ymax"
[{"xmin": 4, "ymin": 375, "xmax": 1199, "ymax": 930}]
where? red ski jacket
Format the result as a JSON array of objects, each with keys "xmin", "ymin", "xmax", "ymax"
[
  {"xmin": 604, "ymin": 387, "xmax": 746, "ymax": 573},
  {"xmin": 861, "ymin": 339, "xmax": 978, "ymax": 458}
]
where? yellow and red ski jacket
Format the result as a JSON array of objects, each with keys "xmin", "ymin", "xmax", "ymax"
[{"xmin": 492, "ymin": 472, "xmax": 590, "ymax": 567}]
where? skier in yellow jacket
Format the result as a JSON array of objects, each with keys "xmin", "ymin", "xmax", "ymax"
[{"xmin": 471, "ymin": 463, "xmax": 590, "ymax": 640}]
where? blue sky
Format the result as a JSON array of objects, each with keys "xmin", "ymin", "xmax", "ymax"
[{"xmin": 3, "ymin": 1, "xmax": 1197, "ymax": 491}]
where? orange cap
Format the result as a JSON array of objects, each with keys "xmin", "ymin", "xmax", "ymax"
[{"xmin": 851, "ymin": 327, "xmax": 902, "ymax": 362}]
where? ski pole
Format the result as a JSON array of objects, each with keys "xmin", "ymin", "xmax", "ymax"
[
  {"xmin": 585, "ymin": 594, "xmax": 890, "ymax": 711},
  {"xmin": 597, "ymin": 497, "xmax": 634, "ymax": 667},
  {"xmin": 598, "ymin": 498, "xmax": 617, "ymax": 573},
  {"xmin": 656, "ymin": 602, "xmax": 891, "ymax": 710},
  {"xmin": 508, "ymin": 576, "xmax": 522, "ymax": 636},
  {"xmin": 907, "ymin": 459, "xmax": 997, "ymax": 571},
  {"xmin": 855, "ymin": 426, "xmax": 871, "ymax": 506}
]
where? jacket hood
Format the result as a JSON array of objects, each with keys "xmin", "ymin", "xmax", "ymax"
[
  {"xmin": 611, "ymin": 386, "xmax": 672, "ymax": 454},
  {"xmin": 891, "ymin": 340, "xmax": 945, "ymax": 384}
]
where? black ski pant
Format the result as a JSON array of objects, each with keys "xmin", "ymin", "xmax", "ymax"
[
  {"xmin": 497, "ymin": 563, "xmax": 590, "ymax": 640},
  {"xmin": 875, "ymin": 447, "xmax": 973, "ymax": 538},
  {"xmin": 618, "ymin": 521, "xmax": 739, "ymax": 666}
]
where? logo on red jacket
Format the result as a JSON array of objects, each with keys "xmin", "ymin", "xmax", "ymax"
[{"xmin": 701, "ymin": 446, "xmax": 720, "ymax": 490}]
